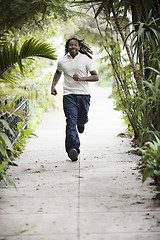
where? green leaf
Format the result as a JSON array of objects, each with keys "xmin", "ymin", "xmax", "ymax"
[
  {"xmin": 142, "ymin": 167, "xmax": 154, "ymax": 183},
  {"xmin": 0, "ymin": 42, "xmax": 18, "ymax": 75},
  {"xmin": 153, "ymin": 170, "xmax": 160, "ymax": 176},
  {"xmin": 0, "ymin": 160, "xmax": 9, "ymax": 172},
  {"xmin": 0, "ymin": 37, "xmax": 57, "ymax": 85},
  {"xmin": 150, "ymin": 28, "xmax": 160, "ymax": 42},
  {"xmin": 0, "ymin": 119, "xmax": 15, "ymax": 136},
  {"xmin": 2, "ymin": 173, "xmax": 17, "ymax": 190},
  {"xmin": 16, "ymin": 224, "xmax": 28, "ymax": 234},
  {"xmin": 0, "ymin": 74, "xmax": 18, "ymax": 85},
  {"xmin": 0, "ymin": 132, "xmax": 12, "ymax": 150},
  {"xmin": 20, "ymin": 38, "xmax": 57, "ymax": 60},
  {"xmin": 17, "ymin": 122, "xmax": 37, "ymax": 137},
  {"xmin": 154, "ymin": 135, "xmax": 160, "ymax": 146},
  {"xmin": 17, "ymin": 55, "xmax": 23, "ymax": 75},
  {"xmin": 0, "ymin": 142, "xmax": 8, "ymax": 157},
  {"xmin": 95, "ymin": 1, "xmax": 106, "ymax": 18}
]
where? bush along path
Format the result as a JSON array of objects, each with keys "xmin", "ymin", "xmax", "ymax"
[{"xmin": 0, "ymin": 86, "xmax": 160, "ymax": 240}]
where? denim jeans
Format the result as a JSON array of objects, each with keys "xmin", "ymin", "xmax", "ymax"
[{"xmin": 63, "ymin": 94, "xmax": 91, "ymax": 155}]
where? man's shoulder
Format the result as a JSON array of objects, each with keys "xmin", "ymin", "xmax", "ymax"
[
  {"xmin": 58, "ymin": 54, "xmax": 70, "ymax": 64},
  {"xmin": 79, "ymin": 52, "xmax": 87, "ymax": 58},
  {"xmin": 78, "ymin": 52, "xmax": 92, "ymax": 61},
  {"xmin": 58, "ymin": 54, "xmax": 67, "ymax": 61}
]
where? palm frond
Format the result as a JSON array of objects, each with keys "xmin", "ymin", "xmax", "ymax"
[
  {"xmin": 0, "ymin": 73, "xmax": 19, "ymax": 85},
  {"xmin": 0, "ymin": 38, "xmax": 57, "ymax": 84},
  {"xmin": 20, "ymin": 38, "xmax": 57, "ymax": 60},
  {"xmin": 0, "ymin": 34, "xmax": 7, "ymax": 48},
  {"xmin": 95, "ymin": 1, "xmax": 106, "ymax": 18},
  {"xmin": 0, "ymin": 43, "xmax": 18, "ymax": 76}
]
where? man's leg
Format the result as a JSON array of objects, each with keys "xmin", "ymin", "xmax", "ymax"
[
  {"xmin": 63, "ymin": 95, "xmax": 80, "ymax": 157},
  {"xmin": 77, "ymin": 95, "xmax": 91, "ymax": 133}
]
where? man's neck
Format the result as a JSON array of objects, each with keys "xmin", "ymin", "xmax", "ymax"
[{"xmin": 69, "ymin": 52, "xmax": 79, "ymax": 59}]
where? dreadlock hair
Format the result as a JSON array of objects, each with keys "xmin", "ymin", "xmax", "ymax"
[{"xmin": 65, "ymin": 38, "xmax": 93, "ymax": 59}]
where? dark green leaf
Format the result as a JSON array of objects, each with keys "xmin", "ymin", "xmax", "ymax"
[{"xmin": 142, "ymin": 167, "xmax": 154, "ymax": 183}]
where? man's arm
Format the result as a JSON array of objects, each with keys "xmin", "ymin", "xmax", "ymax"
[
  {"xmin": 73, "ymin": 70, "xmax": 99, "ymax": 82},
  {"xmin": 51, "ymin": 69, "xmax": 62, "ymax": 95}
]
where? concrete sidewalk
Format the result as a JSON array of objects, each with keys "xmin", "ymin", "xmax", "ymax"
[{"xmin": 0, "ymin": 86, "xmax": 160, "ymax": 240}]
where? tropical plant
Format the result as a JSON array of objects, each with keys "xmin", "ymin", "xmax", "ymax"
[
  {"xmin": 0, "ymin": 160, "xmax": 17, "ymax": 189},
  {"xmin": 137, "ymin": 134, "xmax": 160, "ymax": 184},
  {"xmin": 12, "ymin": 122, "xmax": 37, "ymax": 157},
  {"xmin": 72, "ymin": 0, "xmax": 160, "ymax": 140},
  {"xmin": 0, "ymin": 37, "xmax": 57, "ymax": 84},
  {"xmin": 71, "ymin": 0, "xmax": 160, "ymax": 183},
  {"xmin": 0, "ymin": 119, "xmax": 17, "ymax": 188},
  {"xmin": 0, "ymin": 118, "xmax": 37, "ymax": 188},
  {"xmin": 0, "ymin": 37, "xmax": 57, "ymax": 181},
  {"xmin": 0, "ymin": 0, "xmax": 77, "ymax": 188},
  {"xmin": 0, "ymin": 119, "xmax": 14, "ymax": 160}
]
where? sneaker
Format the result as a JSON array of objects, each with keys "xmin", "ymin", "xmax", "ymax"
[
  {"xmin": 68, "ymin": 148, "xmax": 78, "ymax": 161},
  {"xmin": 77, "ymin": 124, "xmax": 85, "ymax": 133}
]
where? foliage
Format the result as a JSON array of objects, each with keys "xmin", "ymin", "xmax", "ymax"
[
  {"xmin": 0, "ymin": 160, "xmax": 17, "ymax": 189},
  {"xmin": 0, "ymin": 36, "xmax": 57, "ymax": 173},
  {"xmin": 0, "ymin": 0, "xmax": 75, "ymax": 31},
  {"xmin": 0, "ymin": 119, "xmax": 14, "ymax": 159},
  {"xmin": 71, "ymin": 0, "xmax": 160, "ymax": 183},
  {"xmin": 137, "ymin": 134, "xmax": 160, "ymax": 184},
  {"xmin": 0, "ymin": 0, "xmax": 78, "ymax": 188},
  {"xmin": 62, "ymin": 14, "xmax": 101, "ymax": 46},
  {"xmin": 138, "ymin": 74, "xmax": 160, "ymax": 143},
  {"xmin": 0, "ymin": 119, "xmax": 17, "ymax": 189},
  {"xmin": 96, "ymin": 59, "xmax": 113, "ymax": 87},
  {"xmin": 12, "ymin": 122, "xmax": 37, "ymax": 157},
  {"xmin": 0, "ymin": 33, "xmax": 57, "ymax": 190},
  {"xmin": 71, "ymin": 1, "xmax": 160, "ymax": 139},
  {"xmin": 0, "ymin": 37, "xmax": 57, "ymax": 84},
  {"xmin": 0, "ymin": 120, "xmax": 36, "ymax": 188}
]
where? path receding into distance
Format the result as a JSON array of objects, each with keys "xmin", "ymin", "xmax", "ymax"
[{"xmin": 0, "ymin": 85, "xmax": 160, "ymax": 240}]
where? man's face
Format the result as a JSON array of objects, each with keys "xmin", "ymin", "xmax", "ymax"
[{"xmin": 68, "ymin": 40, "xmax": 80, "ymax": 57}]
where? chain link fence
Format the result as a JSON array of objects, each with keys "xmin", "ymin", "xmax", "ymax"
[{"xmin": 0, "ymin": 97, "xmax": 29, "ymax": 144}]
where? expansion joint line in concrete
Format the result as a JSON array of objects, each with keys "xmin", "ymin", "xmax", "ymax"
[{"xmin": 77, "ymin": 155, "xmax": 81, "ymax": 240}]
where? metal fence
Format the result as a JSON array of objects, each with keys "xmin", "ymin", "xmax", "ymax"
[{"xmin": 0, "ymin": 97, "xmax": 29, "ymax": 144}]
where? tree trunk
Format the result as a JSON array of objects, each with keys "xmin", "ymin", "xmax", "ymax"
[{"xmin": 112, "ymin": 2, "xmax": 144, "ymax": 93}]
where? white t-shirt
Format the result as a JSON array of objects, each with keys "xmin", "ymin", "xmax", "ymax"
[{"xmin": 57, "ymin": 52, "xmax": 95, "ymax": 95}]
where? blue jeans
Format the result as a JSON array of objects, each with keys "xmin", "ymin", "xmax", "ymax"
[{"xmin": 63, "ymin": 94, "xmax": 91, "ymax": 155}]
